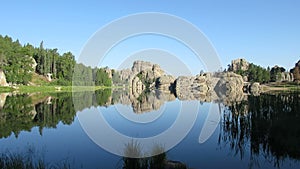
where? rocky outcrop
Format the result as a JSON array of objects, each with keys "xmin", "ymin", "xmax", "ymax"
[
  {"xmin": 119, "ymin": 68, "xmax": 132, "ymax": 82},
  {"xmin": 46, "ymin": 73, "xmax": 52, "ymax": 82},
  {"xmin": 250, "ymin": 82, "xmax": 260, "ymax": 96},
  {"xmin": 230, "ymin": 58, "xmax": 249, "ymax": 72},
  {"xmin": 118, "ymin": 61, "xmax": 165, "ymax": 87},
  {"xmin": 127, "ymin": 61, "xmax": 166, "ymax": 97},
  {"xmin": 280, "ymin": 72, "xmax": 294, "ymax": 82},
  {"xmin": 30, "ymin": 57, "xmax": 37, "ymax": 72},
  {"xmin": 104, "ymin": 67, "xmax": 112, "ymax": 79},
  {"xmin": 156, "ymin": 75, "xmax": 175, "ymax": 91},
  {"xmin": 270, "ymin": 65, "xmax": 294, "ymax": 82},
  {"xmin": 290, "ymin": 60, "xmax": 300, "ymax": 81},
  {"xmin": 110, "ymin": 60, "xmax": 261, "ymax": 113},
  {"xmin": 131, "ymin": 60, "xmax": 154, "ymax": 73},
  {"xmin": 174, "ymin": 72, "xmax": 246, "ymax": 103},
  {"xmin": 174, "ymin": 74, "xmax": 213, "ymax": 101},
  {"xmin": 131, "ymin": 90, "xmax": 175, "ymax": 113},
  {"xmin": 0, "ymin": 70, "xmax": 8, "ymax": 86},
  {"xmin": 214, "ymin": 72, "xmax": 244, "ymax": 101},
  {"xmin": 131, "ymin": 76, "xmax": 145, "ymax": 98},
  {"xmin": 0, "ymin": 93, "xmax": 9, "ymax": 109}
]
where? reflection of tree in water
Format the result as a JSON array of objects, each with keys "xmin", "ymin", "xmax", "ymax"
[
  {"xmin": 0, "ymin": 89, "xmax": 113, "ymax": 139},
  {"xmin": 219, "ymin": 93, "xmax": 300, "ymax": 168},
  {"xmin": 0, "ymin": 93, "xmax": 76, "ymax": 138},
  {"xmin": 0, "ymin": 94, "xmax": 35, "ymax": 138}
]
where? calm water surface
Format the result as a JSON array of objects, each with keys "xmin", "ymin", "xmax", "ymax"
[{"xmin": 0, "ymin": 90, "xmax": 299, "ymax": 169}]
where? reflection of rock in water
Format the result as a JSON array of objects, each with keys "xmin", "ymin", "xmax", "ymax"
[
  {"xmin": 0, "ymin": 93, "xmax": 9, "ymax": 109},
  {"xmin": 131, "ymin": 90, "xmax": 176, "ymax": 114},
  {"xmin": 112, "ymin": 89, "xmax": 175, "ymax": 114},
  {"xmin": 115, "ymin": 61, "xmax": 252, "ymax": 113},
  {"xmin": 174, "ymin": 72, "xmax": 247, "ymax": 104},
  {"xmin": 110, "ymin": 72, "xmax": 249, "ymax": 113}
]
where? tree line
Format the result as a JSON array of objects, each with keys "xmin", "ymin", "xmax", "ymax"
[
  {"xmin": 229, "ymin": 60, "xmax": 300, "ymax": 84},
  {"xmin": 0, "ymin": 35, "xmax": 112, "ymax": 86}
]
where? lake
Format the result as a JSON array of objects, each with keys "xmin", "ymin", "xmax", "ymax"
[{"xmin": 0, "ymin": 89, "xmax": 299, "ymax": 169}]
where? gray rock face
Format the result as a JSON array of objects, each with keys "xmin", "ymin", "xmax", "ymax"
[
  {"xmin": 112, "ymin": 60, "xmax": 259, "ymax": 112},
  {"xmin": 156, "ymin": 75, "xmax": 175, "ymax": 91},
  {"xmin": 118, "ymin": 60, "xmax": 165, "ymax": 86},
  {"xmin": 0, "ymin": 93, "xmax": 9, "ymax": 109},
  {"xmin": 104, "ymin": 67, "xmax": 112, "ymax": 79},
  {"xmin": 250, "ymin": 82, "xmax": 261, "ymax": 96},
  {"xmin": 280, "ymin": 72, "xmax": 294, "ymax": 82},
  {"xmin": 131, "ymin": 60, "xmax": 153, "ymax": 73},
  {"xmin": 0, "ymin": 70, "xmax": 8, "ymax": 86},
  {"xmin": 230, "ymin": 58, "xmax": 249, "ymax": 72},
  {"xmin": 119, "ymin": 61, "xmax": 165, "ymax": 96},
  {"xmin": 131, "ymin": 76, "xmax": 145, "ymax": 98},
  {"xmin": 119, "ymin": 68, "xmax": 132, "ymax": 82},
  {"xmin": 175, "ymin": 73, "xmax": 218, "ymax": 101},
  {"xmin": 130, "ymin": 90, "xmax": 175, "ymax": 114},
  {"xmin": 30, "ymin": 57, "xmax": 37, "ymax": 72},
  {"xmin": 174, "ymin": 72, "xmax": 245, "ymax": 103}
]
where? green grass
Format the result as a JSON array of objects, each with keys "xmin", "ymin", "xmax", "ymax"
[
  {"xmin": 262, "ymin": 82, "xmax": 300, "ymax": 93},
  {"xmin": 0, "ymin": 72, "xmax": 127, "ymax": 93},
  {"xmin": 30, "ymin": 73, "xmax": 51, "ymax": 86},
  {"xmin": 0, "ymin": 85, "xmax": 125, "ymax": 93},
  {"xmin": 0, "ymin": 86, "xmax": 13, "ymax": 92}
]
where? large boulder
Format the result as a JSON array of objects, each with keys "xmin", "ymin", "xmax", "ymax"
[
  {"xmin": 156, "ymin": 75, "xmax": 175, "ymax": 91},
  {"xmin": 0, "ymin": 70, "xmax": 8, "ymax": 86},
  {"xmin": 174, "ymin": 74, "xmax": 212, "ymax": 100},
  {"xmin": 250, "ymin": 82, "xmax": 261, "ymax": 96},
  {"xmin": 214, "ymin": 72, "xmax": 244, "ymax": 100},
  {"xmin": 131, "ymin": 60, "xmax": 153, "ymax": 73},
  {"xmin": 131, "ymin": 76, "xmax": 145, "ymax": 98},
  {"xmin": 118, "ymin": 60, "xmax": 165, "ymax": 86},
  {"xmin": 0, "ymin": 93, "xmax": 9, "ymax": 109},
  {"xmin": 104, "ymin": 67, "xmax": 112, "ymax": 78},
  {"xmin": 30, "ymin": 57, "xmax": 37, "ymax": 71},
  {"xmin": 230, "ymin": 58, "xmax": 249, "ymax": 72},
  {"xmin": 280, "ymin": 72, "xmax": 294, "ymax": 82},
  {"xmin": 175, "ymin": 72, "xmax": 245, "ymax": 103}
]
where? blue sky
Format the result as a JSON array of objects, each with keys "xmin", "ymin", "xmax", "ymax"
[{"xmin": 0, "ymin": 0, "xmax": 299, "ymax": 73}]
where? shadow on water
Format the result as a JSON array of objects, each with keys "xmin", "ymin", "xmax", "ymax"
[{"xmin": 219, "ymin": 92, "xmax": 300, "ymax": 168}]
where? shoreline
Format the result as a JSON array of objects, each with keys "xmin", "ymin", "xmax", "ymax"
[
  {"xmin": 1, "ymin": 82, "xmax": 299, "ymax": 94},
  {"xmin": 0, "ymin": 85, "xmax": 126, "ymax": 93},
  {"xmin": 261, "ymin": 82, "xmax": 300, "ymax": 93}
]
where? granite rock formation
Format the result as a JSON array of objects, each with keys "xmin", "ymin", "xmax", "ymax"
[
  {"xmin": 280, "ymin": 72, "xmax": 294, "ymax": 82},
  {"xmin": 250, "ymin": 82, "xmax": 261, "ymax": 96},
  {"xmin": 174, "ymin": 72, "xmax": 245, "ymax": 103},
  {"xmin": 156, "ymin": 75, "xmax": 175, "ymax": 91},
  {"xmin": 229, "ymin": 58, "xmax": 249, "ymax": 72},
  {"xmin": 0, "ymin": 70, "xmax": 8, "ymax": 86},
  {"xmin": 100, "ymin": 60, "xmax": 264, "ymax": 113}
]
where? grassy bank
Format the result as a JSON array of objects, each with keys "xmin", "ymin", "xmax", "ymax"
[
  {"xmin": 0, "ymin": 86, "xmax": 14, "ymax": 92},
  {"xmin": 0, "ymin": 85, "xmax": 125, "ymax": 93},
  {"xmin": 261, "ymin": 82, "xmax": 300, "ymax": 92}
]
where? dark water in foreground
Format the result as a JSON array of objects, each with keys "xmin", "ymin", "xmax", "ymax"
[{"xmin": 0, "ymin": 90, "xmax": 299, "ymax": 169}]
